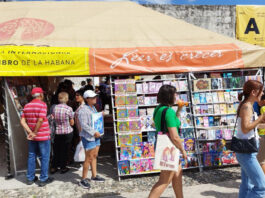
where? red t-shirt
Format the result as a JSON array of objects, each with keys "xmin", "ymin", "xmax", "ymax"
[{"xmin": 22, "ymin": 99, "xmax": 50, "ymax": 141}]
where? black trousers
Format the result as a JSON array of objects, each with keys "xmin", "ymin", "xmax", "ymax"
[{"xmin": 52, "ymin": 132, "xmax": 73, "ymax": 169}]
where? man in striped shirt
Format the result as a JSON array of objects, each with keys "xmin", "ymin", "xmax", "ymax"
[{"xmin": 20, "ymin": 87, "xmax": 54, "ymax": 187}]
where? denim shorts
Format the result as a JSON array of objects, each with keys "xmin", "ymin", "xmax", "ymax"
[{"xmin": 81, "ymin": 137, "xmax": 101, "ymax": 151}]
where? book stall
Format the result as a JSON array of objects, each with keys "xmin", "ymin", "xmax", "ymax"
[{"xmin": 1, "ymin": 2, "xmax": 265, "ymax": 179}]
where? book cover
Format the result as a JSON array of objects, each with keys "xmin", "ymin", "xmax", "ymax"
[
  {"xmin": 203, "ymin": 153, "xmax": 213, "ymax": 166},
  {"xmin": 140, "ymin": 159, "xmax": 151, "ymax": 172},
  {"xmin": 203, "ymin": 117, "xmax": 209, "ymax": 127},
  {"xmin": 184, "ymin": 138, "xmax": 195, "ymax": 152},
  {"xmin": 207, "ymin": 130, "xmax": 216, "ymax": 140},
  {"xmin": 221, "ymin": 152, "xmax": 234, "ymax": 165},
  {"xmin": 223, "ymin": 129, "xmax": 232, "ymax": 140},
  {"xmin": 144, "ymin": 97, "xmax": 151, "ymax": 105},
  {"xmin": 126, "ymin": 79, "xmax": 136, "ymax": 93},
  {"xmin": 139, "ymin": 109, "xmax": 147, "ymax": 116},
  {"xmin": 117, "ymin": 108, "xmax": 127, "ymax": 119},
  {"xmin": 92, "ymin": 112, "xmax": 104, "ymax": 135},
  {"xmin": 180, "ymin": 94, "xmax": 188, "ymax": 102},
  {"xmin": 208, "ymin": 116, "xmax": 214, "ymax": 126},
  {"xmin": 212, "ymin": 92, "xmax": 219, "ymax": 103},
  {"xmin": 211, "ymin": 78, "xmax": 223, "ymax": 90},
  {"xmin": 148, "ymin": 158, "xmax": 155, "ymax": 171},
  {"xmin": 219, "ymin": 104, "xmax": 227, "ymax": 114},
  {"xmin": 137, "ymin": 96, "xmax": 145, "ymax": 105},
  {"xmin": 114, "ymin": 80, "xmax": 126, "ymax": 93},
  {"xmin": 117, "ymin": 121, "xmax": 129, "ymax": 132},
  {"xmin": 129, "ymin": 119, "xmax": 142, "ymax": 132},
  {"xmin": 208, "ymin": 105, "xmax": 214, "ymax": 115},
  {"xmin": 187, "ymin": 154, "xmax": 198, "ymax": 167},
  {"xmin": 210, "ymin": 72, "xmax": 222, "ymax": 78},
  {"xmin": 142, "ymin": 142, "xmax": 155, "ymax": 158},
  {"xmin": 147, "ymin": 108, "xmax": 155, "ymax": 116},
  {"xmin": 148, "ymin": 82, "xmax": 157, "ymax": 93},
  {"xmin": 193, "ymin": 79, "xmax": 211, "ymax": 91},
  {"xmin": 216, "ymin": 139, "xmax": 227, "ymax": 152},
  {"xmin": 126, "ymin": 94, "xmax": 138, "ymax": 106},
  {"xmin": 120, "ymin": 147, "xmax": 132, "ymax": 160},
  {"xmin": 155, "ymin": 82, "xmax": 163, "ymax": 93},
  {"xmin": 213, "ymin": 116, "xmax": 221, "ymax": 126},
  {"xmin": 224, "ymin": 92, "xmax": 231, "ymax": 103},
  {"xmin": 178, "ymin": 80, "xmax": 188, "ymax": 91},
  {"xmin": 208, "ymin": 143, "xmax": 217, "ymax": 152},
  {"xmin": 148, "ymin": 132, "xmax": 157, "ymax": 144},
  {"xmin": 115, "ymin": 94, "xmax": 126, "ymax": 106},
  {"xmin": 227, "ymin": 115, "xmax": 236, "ymax": 125},
  {"xmin": 231, "ymin": 77, "xmax": 242, "ymax": 88},
  {"xmin": 130, "ymin": 159, "xmax": 141, "ymax": 174},
  {"xmin": 201, "ymin": 142, "xmax": 209, "ymax": 152},
  {"xmin": 199, "ymin": 117, "xmax": 204, "ymax": 127},
  {"xmin": 118, "ymin": 135, "xmax": 132, "ymax": 146},
  {"xmin": 223, "ymin": 78, "xmax": 233, "ymax": 89},
  {"xmin": 131, "ymin": 145, "xmax": 142, "ymax": 159},
  {"xmin": 220, "ymin": 116, "xmax": 228, "ymax": 126},
  {"xmin": 217, "ymin": 92, "xmax": 225, "ymax": 103},
  {"xmin": 216, "ymin": 130, "xmax": 222, "ymax": 139},
  {"xmin": 136, "ymin": 83, "xmax": 143, "ymax": 94},
  {"xmin": 206, "ymin": 92, "xmax": 213, "ymax": 103},
  {"xmin": 198, "ymin": 130, "xmax": 207, "ymax": 139},
  {"xmin": 131, "ymin": 134, "xmax": 142, "ymax": 145},
  {"xmin": 142, "ymin": 82, "xmax": 149, "ymax": 93},
  {"xmin": 212, "ymin": 152, "xmax": 222, "ymax": 166},
  {"xmin": 213, "ymin": 104, "xmax": 220, "ymax": 114},
  {"xmin": 230, "ymin": 91, "xmax": 238, "ymax": 103},
  {"xmin": 194, "ymin": 106, "xmax": 201, "ymax": 115},
  {"xmin": 201, "ymin": 105, "xmax": 208, "ymax": 115},
  {"xmin": 181, "ymin": 128, "xmax": 194, "ymax": 139},
  {"xmin": 150, "ymin": 97, "xmax": 157, "ymax": 105},
  {"xmin": 199, "ymin": 93, "xmax": 207, "ymax": 104},
  {"xmin": 193, "ymin": 93, "xmax": 200, "ymax": 104},
  {"xmin": 227, "ymin": 104, "xmax": 236, "ymax": 114},
  {"xmin": 127, "ymin": 106, "xmax": 139, "ymax": 118},
  {"xmin": 118, "ymin": 160, "xmax": 130, "ymax": 175}
]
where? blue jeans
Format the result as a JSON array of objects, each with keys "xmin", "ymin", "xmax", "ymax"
[
  {"xmin": 27, "ymin": 140, "xmax": 51, "ymax": 182},
  {"xmin": 236, "ymin": 152, "xmax": 265, "ymax": 198}
]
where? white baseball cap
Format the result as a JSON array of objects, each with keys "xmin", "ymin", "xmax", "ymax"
[{"xmin": 83, "ymin": 90, "xmax": 97, "ymax": 98}]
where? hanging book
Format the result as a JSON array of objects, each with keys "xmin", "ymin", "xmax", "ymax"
[
  {"xmin": 139, "ymin": 109, "xmax": 147, "ymax": 116},
  {"xmin": 130, "ymin": 159, "xmax": 141, "ymax": 174},
  {"xmin": 203, "ymin": 153, "xmax": 213, "ymax": 167},
  {"xmin": 118, "ymin": 160, "xmax": 130, "ymax": 175},
  {"xmin": 118, "ymin": 135, "xmax": 132, "ymax": 146},
  {"xmin": 194, "ymin": 106, "xmax": 201, "ymax": 115},
  {"xmin": 199, "ymin": 93, "xmax": 207, "ymax": 104},
  {"xmin": 216, "ymin": 130, "xmax": 222, "ymax": 139},
  {"xmin": 213, "ymin": 116, "xmax": 221, "ymax": 126},
  {"xmin": 193, "ymin": 79, "xmax": 211, "ymax": 91},
  {"xmin": 120, "ymin": 147, "xmax": 132, "ymax": 160},
  {"xmin": 127, "ymin": 106, "xmax": 139, "ymax": 118},
  {"xmin": 214, "ymin": 104, "xmax": 220, "ymax": 114},
  {"xmin": 131, "ymin": 134, "xmax": 142, "ymax": 145},
  {"xmin": 117, "ymin": 108, "xmax": 128, "ymax": 120},
  {"xmin": 114, "ymin": 80, "xmax": 126, "ymax": 93},
  {"xmin": 206, "ymin": 92, "xmax": 213, "ymax": 103},
  {"xmin": 212, "ymin": 92, "xmax": 219, "ymax": 103},
  {"xmin": 115, "ymin": 94, "xmax": 126, "ymax": 106},
  {"xmin": 220, "ymin": 116, "xmax": 228, "ymax": 126},
  {"xmin": 203, "ymin": 117, "xmax": 209, "ymax": 127},
  {"xmin": 129, "ymin": 119, "xmax": 142, "ymax": 132},
  {"xmin": 201, "ymin": 105, "xmax": 208, "ymax": 115},
  {"xmin": 208, "ymin": 116, "xmax": 214, "ymax": 126},
  {"xmin": 126, "ymin": 79, "xmax": 136, "ymax": 93},
  {"xmin": 211, "ymin": 78, "xmax": 223, "ymax": 90},
  {"xmin": 142, "ymin": 142, "xmax": 155, "ymax": 158},
  {"xmin": 163, "ymin": 81, "xmax": 171, "ymax": 85},
  {"xmin": 219, "ymin": 104, "xmax": 227, "ymax": 114},
  {"xmin": 193, "ymin": 93, "xmax": 200, "ymax": 104},
  {"xmin": 184, "ymin": 138, "xmax": 195, "ymax": 152},
  {"xmin": 117, "ymin": 121, "xmax": 129, "ymax": 133},
  {"xmin": 131, "ymin": 145, "xmax": 142, "ymax": 159},
  {"xmin": 126, "ymin": 94, "xmax": 138, "ymax": 106}
]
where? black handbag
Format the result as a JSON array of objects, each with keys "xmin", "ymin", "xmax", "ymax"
[{"xmin": 231, "ymin": 116, "xmax": 258, "ymax": 153}]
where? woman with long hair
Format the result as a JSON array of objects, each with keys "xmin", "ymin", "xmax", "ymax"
[
  {"xmin": 235, "ymin": 80, "xmax": 265, "ymax": 198},
  {"xmin": 149, "ymin": 85, "xmax": 187, "ymax": 198}
]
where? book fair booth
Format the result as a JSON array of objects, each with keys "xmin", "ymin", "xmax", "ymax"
[{"xmin": 1, "ymin": 1, "xmax": 265, "ymax": 180}]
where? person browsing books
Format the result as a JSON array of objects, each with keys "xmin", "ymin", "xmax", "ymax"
[
  {"xmin": 149, "ymin": 85, "xmax": 187, "ymax": 198},
  {"xmin": 257, "ymin": 94, "xmax": 265, "ymax": 174},
  {"xmin": 78, "ymin": 90, "xmax": 105, "ymax": 189},
  {"xmin": 235, "ymin": 80, "xmax": 265, "ymax": 198}
]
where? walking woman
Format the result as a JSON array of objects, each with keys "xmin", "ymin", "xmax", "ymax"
[
  {"xmin": 149, "ymin": 85, "xmax": 187, "ymax": 198},
  {"xmin": 51, "ymin": 92, "xmax": 74, "ymax": 174},
  {"xmin": 236, "ymin": 80, "xmax": 265, "ymax": 198},
  {"xmin": 78, "ymin": 90, "xmax": 105, "ymax": 189}
]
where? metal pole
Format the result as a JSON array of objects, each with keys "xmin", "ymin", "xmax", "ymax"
[{"xmin": 2, "ymin": 78, "xmax": 13, "ymax": 179}]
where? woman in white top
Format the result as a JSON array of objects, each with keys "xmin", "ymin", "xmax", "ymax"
[{"xmin": 236, "ymin": 80, "xmax": 265, "ymax": 198}]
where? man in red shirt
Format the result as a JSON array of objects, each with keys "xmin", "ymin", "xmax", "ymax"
[{"xmin": 20, "ymin": 87, "xmax": 54, "ymax": 187}]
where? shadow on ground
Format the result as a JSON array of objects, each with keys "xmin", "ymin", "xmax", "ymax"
[{"xmin": 81, "ymin": 192, "xmax": 125, "ymax": 198}]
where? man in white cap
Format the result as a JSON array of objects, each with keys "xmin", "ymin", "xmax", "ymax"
[
  {"xmin": 20, "ymin": 87, "xmax": 54, "ymax": 187},
  {"xmin": 78, "ymin": 90, "xmax": 105, "ymax": 189}
]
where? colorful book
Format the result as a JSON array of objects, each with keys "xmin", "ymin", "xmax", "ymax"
[
  {"xmin": 211, "ymin": 78, "xmax": 223, "ymax": 90},
  {"xmin": 195, "ymin": 106, "xmax": 201, "ymax": 115},
  {"xmin": 120, "ymin": 147, "xmax": 132, "ymax": 160},
  {"xmin": 199, "ymin": 93, "xmax": 207, "ymax": 103},
  {"xmin": 126, "ymin": 79, "xmax": 136, "ymax": 93},
  {"xmin": 208, "ymin": 105, "xmax": 214, "ymax": 114},
  {"xmin": 213, "ymin": 116, "xmax": 221, "ymax": 126},
  {"xmin": 212, "ymin": 92, "xmax": 219, "ymax": 103},
  {"xmin": 220, "ymin": 116, "xmax": 228, "ymax": 126},
  {"xmin": 130, "ymin": 159, "xmax": 141, "ymax": 174},
  {"xmin": 148, "ymin": 132, "xmax": 157, "ymax": 144},
  {"xmin": 180, "ymin": 94, "xmax": 188, "ymax": 102},
  {"xmin": 129, "ymin": 119, "xmax": 142, "ymax": 132},
  {"xmin": 184, "ymin": 138, "xmax": 195, "ymax": 152},
  {"xmin": 206, "ymin": 92, "xmax": 213, "ymax": 103},
  {"xmin": 131, "ymin": 134, "xmax": 142, "ymax": 145},
  {"xmin": 214, "ymin": 104, "xmax": 220, "ymax": 114},
  {"xmin": 117, "ymin": 121, "xmax": 129, "ymax": 132},
  {"xmin": 230, "ymin": 91, "xmax": 238, "ymax": 103},
  {"xmin": 118, "ymin": 135, "xmax": 132, "ymax": 146},
  {"xmin": 224, "ymin": 92, "xmax": 231, "ymax": 103},
  {"xmin": 127, "ymin": 106, "xmax": 139, "ymax": 118},
  {"xmin": 203, "ymin": 117, "xmax": 209, "ymax": 127},
  {"xmin": 227, "ymin": 104, "xmax": 236, "ymax": 114},
  {"xmin": 223, "ymin": 129, "xmax": 232, "ymax": 140},
  {"xmin": 193, "ymin": 93, "xmax": 200, "ymax": 104},
  {"xmin": 150, "ymin": 97, "xmax": 157, "ymax": 105},
  {"xmin": 217, "ymin": 92, "xmax": 225, "ymax": 103},
  {"xmin": 149, "ymin": 158, "xmax": 155, "ymax": 172},
  {"xmin": 198, "ymin": 130, "xmax": 207, "ymax": 139},
  {"xmin": 91, "ymin": 112, "xmax": 104, "ymax": 135},
  {"xmin": 136, "ymin": 83, "xmax": 143, "ymax": 93},
  {"xmin": 219, "ymin": 104, "xmax": 227, "ymax": 114},
  {"xmin": 187, "ymin": 154, "xmax": 198, "ymax": 168},
  {"xmin": 170, "ymin": 81, "xmax": 179, "ymax": 90},
  {"xmin": 178, "ymin": 80, "xmax": 188, "ymax": 91},
  {"xmin": 212, "ymin": 152, "xmax": 222, "ymax": 166},
  {"xmin": 142, "ymin": 142, "xmax": 155, "ymax": 158},
  {"xmin": 118, "ymin": 160, "xmax": 130, "ymax": 175},
  {"xmin": 140, "ymin": 159, "xmax": 151, "ymax": 172},
  {"xmin": 131, "ymin": 145, "xmax": 142, "ymax": 159},
  {"xmin": 203, "ymin": 153, "xmax": 213, "ymax": 166},
  {"xmin": 114, "ymin": 80, "xmax": 126, "ymax": 93},
  {"xmin": 209, "ymin": 116, "xmax": 214, "ymax": 126},
  {"xmin": 117, "ymin": 108, "xmax": 127, "ymax": 119},
  {"xmin": 137, "ymin": 96, "xmax": 145, "ymax": 105},
  {"xmin": 115, "ymin": 94, "xmax": 126, "ymax": 106},
  {"xmin": 139, "ymin": 109, "xmax": 147, "ymax": 116},
  {"xmin": 144, "ymin": 97, "xmax": 151, "ymax": 105},
  {"xmin": 216, "ymin": 130, "xmax": 222, "ymax": 139},
  {"xmin": 193, "ymin": 78, "xmax": 211, "ymax": 91},
  {"xmin": 201, "ymin": 105, "xmax": 208, "ymax": 115}
]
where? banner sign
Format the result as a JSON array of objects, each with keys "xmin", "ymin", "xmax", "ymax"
[
  {"xmin": 0, "ymin": 46, "xmax": 89, "ymax": 76},
  {"xmin": 89, "ymin": 43, "xmax": 244, "ymax": 75},
  {"xmin": 236, "ymin": 6, "xmax": 265, "ymax": 47}
]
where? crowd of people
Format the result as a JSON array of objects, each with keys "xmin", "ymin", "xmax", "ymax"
[{"xmin": 20, "ymin": 78, "xmax": 110, "ymax": 188}]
